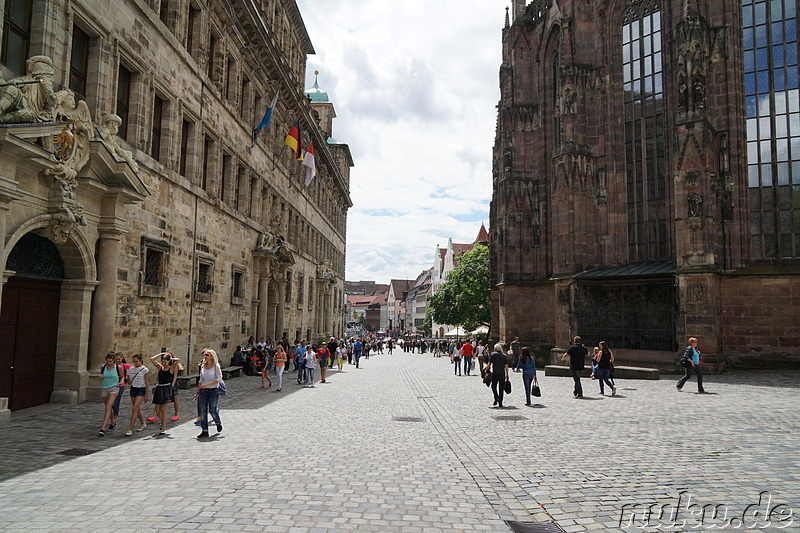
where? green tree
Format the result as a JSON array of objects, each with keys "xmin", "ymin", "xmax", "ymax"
[
  {"xmin": 428, "ymin": 244, "xmax": 490, "ymax": 334},
  {"xmin": 421, "ymin": 309, "xmax": 432, "ymax": 337}
]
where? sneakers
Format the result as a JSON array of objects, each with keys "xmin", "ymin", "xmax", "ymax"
[
  {"xmin": 171, "ymin": 415, "xmax": 180, "ymax": 421},
  {"xmin": 107, "ymin": 422, "xmax": 116, "ymax": 430},
  {"xmin": 197, "ymin": 431, "xmax": 209, "ymax": 438},
  {"xmin": 216, "ymin": 423, "xmax": 223, "ymax": 433},
  {"xmin": 136, "ymin": 423, "xmax": 146, "ymax": 432},
  {"xmin": 146, "ymin": 417, "xmax": 156, "ymax": 423},
  {"xmin": 276, "ymin": 388, "xmax": 282, "ymax": 392},
  {"xmin": 612, "ymin": 387, "xmax": 617, "ymax": 397},
  {"xmin": 98, "ymin": 429, "xmax": 105, "ymax": 437},
  {"xmin": 194, "ymin": 418, "xmax": 202, "ymax": 425},
  {"xmin": 159, "ymin": 430, "xmax": 167, "ymax": 435},
  {"xmin": 125, "ymin": 429, "xmax": 133, "ymax": 436},
  {"xmin": 676, "ymin": 385, "xmax": 683, "ymax": 392}
]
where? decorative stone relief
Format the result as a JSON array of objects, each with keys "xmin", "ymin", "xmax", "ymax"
[
  {"xmin": 688, "ymin": 192, "xmax": 703, "ymax": 229},
  {"xmin": 684, "ymin": 171, "xmax": 699, "ymax": 188},
  {"xmin": 317, "ymin": 259, "xmax": 335, "ymax": 284},
  {"xmin": 687, "ymin": 281, "xmax": 707, "ymax": 303},
  {"xmin": 97, "ymin": 114, "xmax": 139, "ymax": 172}
]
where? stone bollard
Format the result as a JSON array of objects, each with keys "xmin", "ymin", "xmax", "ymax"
[{"xmin": 0, "ymin": 397, "xmax": 10, "ymax": 427}]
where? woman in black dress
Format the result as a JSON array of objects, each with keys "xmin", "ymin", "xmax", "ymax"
[{"xmin": 150, "ymin": 352, "xmax": 180, "ymax": 435}]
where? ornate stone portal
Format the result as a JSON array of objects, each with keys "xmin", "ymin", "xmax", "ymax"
[{"xmin": 1, "ymin": 55, "xmax": 137, "ymax": 244}]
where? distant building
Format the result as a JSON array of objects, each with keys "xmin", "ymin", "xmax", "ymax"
[
  {"xmin": 491, "ymin": 0, "xmax": 800, "ymax": 368},
  {"xmin": 430, "ymin": 225, "xmax": 489, "ymax": 338},
  {"xmin": 387, "ymin": 279, "xmax": 414, "ymax": 331}
]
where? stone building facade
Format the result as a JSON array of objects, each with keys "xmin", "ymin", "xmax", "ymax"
[
  {"xmin": 0, "ymin": 0, "xmax": 352, "ymax": 412},
  {"xmin": 491, "ymin": 0, "xmax": 799, "ymax": 368}
]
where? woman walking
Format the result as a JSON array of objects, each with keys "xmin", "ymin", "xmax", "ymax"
[
  {"xmin": 516, "ymin": 347, "xmax": 538, "ymax": 405},
  {"xmin": 274, "ymin": 345, "xmax": 287, "ymax": 391},
  {"xmin": 677, "ymin": 337, "xmax": 706, "ymax": 393},
  {"xmin": 452, "ymin": 342, "xmax": 463, "ymax": 376},
  {"xmin": 125, "ymin": 354, "xmax": 149, "ymax": 436},
  {"xmin": 317, "ymin": 343, "xmax": 330, "ymax": 383},
  {"xmin": 111, "ymin": 352, "xmax": 130, "ymax": 429},
  {"xmin": 336, "ymin": 342, "xmax": 346, "ymax": 371},
  {"xmin": 97, "ymin": 353, "xmax": 124, "ymax": 436},
  {"xmin": 150, "ymin": 352, "xmax": 180, "ymax": 435},
  {"xmin": 260, "ymin": 346, "xmax": 272, "ymax": 388},
  {"xmin": 595, "ymin": 341, "xmax": 616, "ymax": 396},
  {"xmin": 196, "ymin": 348, "xmax": 223, "ymax": 438}
]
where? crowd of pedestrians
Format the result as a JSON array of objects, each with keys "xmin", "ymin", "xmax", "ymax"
[{"xmin": 95, "ymin": 332, "xmax": 706, "ymax": 438}]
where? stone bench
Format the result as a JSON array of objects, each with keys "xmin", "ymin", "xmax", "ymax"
[
  {"xmin": 176, "ymin": 375, "xmax": 198, "ymax": 390},
  {"xmin": 220, "ymin": 366, "xmax": 243, "ymax": 380},
  {"xmin": 544, "ymin": 365, "xmax": 660, "ymax": 380}
]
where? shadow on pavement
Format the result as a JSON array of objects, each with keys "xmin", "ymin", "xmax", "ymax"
[{"xmin": 0, "ymin": 366, "xmax": 345, "ymax": 483}]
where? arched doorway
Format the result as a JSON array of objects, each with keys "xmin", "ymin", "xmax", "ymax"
[{"xmin": 0, "ymin": 233, "xmax": 64, "ymax": 410}]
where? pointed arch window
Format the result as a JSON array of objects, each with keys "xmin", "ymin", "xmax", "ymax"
[{"xmin": 621, "ymin": 1, "xmax": 669, "ymax": 262}]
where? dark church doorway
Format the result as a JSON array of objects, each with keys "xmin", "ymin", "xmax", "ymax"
[{"xmin": 0, "ymin": 233, "xmax": 64, "ymax": 411}]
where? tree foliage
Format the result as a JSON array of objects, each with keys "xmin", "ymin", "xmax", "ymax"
[{"xmin": 428, "ymin": 244, "xmax": 490, "ymax": 333}]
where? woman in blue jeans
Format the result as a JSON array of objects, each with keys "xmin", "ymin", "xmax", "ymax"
[
  {"xmin": 594, "ymin": 341, "xmax": 616, "ymax": 396},
  {"xmin": 516, "ymin": 347, "xmax": 537, "ymax": 405},
  {"xmin": 195, "ymin": 348, "xmax": 223, "ymax": 438}
]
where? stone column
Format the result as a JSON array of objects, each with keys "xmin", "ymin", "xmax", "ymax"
[
  {"xmin": 0, "ymin": 203, "xmax": 9, "ymax": 312},
  {"xmin": 276, "ymin": 278, "xmax": 286, "ymax": 340},
  {"xmin": 88, "ymin": 230, "xmax": 123, "ymax": 371},
  {"xmin": 53, "ymin": 279, "xmax": 98, "ymax": 403},
  {"xmin": 257, "ymin": 274, "xmax": 269, "ymax": 338}
]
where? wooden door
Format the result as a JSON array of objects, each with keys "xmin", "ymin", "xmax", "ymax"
[{"xmin": 0, "ymin": 277, "xmax": 62, "ymax": 411}]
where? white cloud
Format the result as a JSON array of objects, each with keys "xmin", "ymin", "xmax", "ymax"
[{"xmin": 297, "ymin": 0, "xmax": 505, "ymax": 281}]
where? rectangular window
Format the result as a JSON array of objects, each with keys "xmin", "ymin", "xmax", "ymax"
[
  {"xmin": 208, "ymin": 33, "xmax": 218, "ymax": 81},
  {"xmin": 159, "ymin": 0, "xmax": 169, "ymax": 26},
  {"xmin": 240, "ymin": 77, "xmax": 250, "ymax": 122},
  {"xmin": 308, "ymin": 279, "xmax": 314, "ymax": 310},
  {"xmin": 197, "ymin": 262, "xmax": 212, "ymax": 293},
  {"xmin": 151, "ymin": 95, "xmax": 164, "ymax": 161},
  {"xmin": 285, "ymin": 271, "xmax": 292, "ymax": 303},
  {"xmin": 221, "ymin": 153, "xmax": 232, "ymax": 202},
  {"xmin": 69, "ymin": 25, "xmax": 90, "ymax": 98},
  {"xmin": 234, "ymin": 165, "xmax": 244, "ymax": 210},
  {"xmin": 232, "ymin": 271, "xmax": 243, "ymax": 298},
  {"xmin": 180, "ymin": 119, "xmax": 192, "ymax": 177},
  {"xmin": 202, "ymin": 134, "xmax": 213, "ymax": 191},
  {"xmin": 116, "ymin": 65, "xmax": 132, "ymax": 141},
  {"xmin": 231, "ymin": 267, "xmax": 245, "ymax": 305},
  {"xmin": 225, "ymin": 54, "xmax": 236, "ymax": 100},
  {"xmin": 298, "ymin": 274, "xmax": 305, "ymax": 304},
  {"xmin": 1, "ymin": 0, "xmax": 32, "ymax": 74},
  {"xmin": 140, "ymin": 237, "xmax": 169, "ymax": 298},
  {"xmin": 186, "ymin": 4, "xmax": 196, "ymax": 55}
]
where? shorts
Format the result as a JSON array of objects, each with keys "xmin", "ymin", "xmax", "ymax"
[
  {"xmin": 130, "ymin": 386, "xmax": 146, "ymax": 398},
  {"xmin": 101, "ymin": 387, "xmax": 118, "ymax": 399}
]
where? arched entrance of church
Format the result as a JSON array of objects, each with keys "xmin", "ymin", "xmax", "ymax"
[{"xmin": 0, "ymin": 233, "xmax": 64, "ymax": 411}]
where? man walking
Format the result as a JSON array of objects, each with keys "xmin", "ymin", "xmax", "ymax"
[
  {"xmin": 487, "ymin": 343, "xmax": 509, "ymax": 408},
  {"xmin": 295, "ymin": 340, "xmax": 308, "ymax": 384},
  {"xmin": 510, "ymin": 337, "xmax": 522, "ymax": 372},
  {"xmin": 561, "ymin": 336, "xmax": 588, "ymax": 398}
]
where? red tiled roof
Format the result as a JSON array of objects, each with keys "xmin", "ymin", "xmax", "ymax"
[{"xmin": 475, "ymin": 223, "xmax": 488, "ymax": 244}]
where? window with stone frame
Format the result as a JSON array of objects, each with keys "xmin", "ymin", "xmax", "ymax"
[
  {"xmin": 151, "ymin": 93, "xmax": 165, "ymax": 161},
  {"xmin": 285, "ymin": 271, "xmax": 292, "ymax": 303},
  {"xmin": 139, "ymin": 237, "xmax": 169, "ymax": 298},
  {"xmin": 159, "ymin": 0, "xmax": 169, "ymax": 26},
  {"xmin": 195, "ymin": 258, "xmax": 214, "ymax": 302},
  {"xmin": 116, "ymin": 63, "xmax": 134, "ymax": 141},
  {"xmin": 231, "ymin": 266, "xmax": 245, "ymax": 305},
  {"xmin": 297, "ymin": 274, "xmax": 305, "ymax": 306},
  {"xmin": 1, "ymin": 0, "xmax": 32, "ymax": 75},
  {"xmin": 621, "ymin": 0, "xmax": 670, "ymax": 262},
  {"xmin": 308, "ymin": 279, "xmax": 314, "ymax": 310},
  {"xmin": 179, "ymin": 118, "xmax": 194, "ymax": 177},
  {"xmin": 202, "ymin": 134, "xmax": 214, "ymax": 192},
  {"xmin": 221, "ymin": 152, "xmax": 233, "ymax": 203},
  {"xmin": 186, "ymin": 3, "xmax": 199, "ymax": 57},
  {"xmin": 207, "ymin": 31, "xmax": 219, "ymax": 82},
  {"xmin": 225, "ymin": 54, "xmax": 236, "ymax": 102},
  {"xmin": 69, "ymin": 25, "xmax": 90, "ymax": 99},
  {"xmin": 743, "ymin": 0, "xmax": 800, "ymax": 258}
]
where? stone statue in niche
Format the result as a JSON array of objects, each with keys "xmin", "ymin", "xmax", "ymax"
[
  {"xmin": 0, "ymin": 55, "xmax": 56, "ymax": 123},
  {"xmin": 688, "ymin": 192, "xmax": 703, "ymax": 217},
  {"xmin": 255, "ymin": 229, "xmax": 284, "ymax": 255},
  {"xmin": 692, "ymin": 79, "xmax": 705, "ymax": 110},
  {"xmin": 721, "ymin": 190, "xmax": 734, "ymax": 222},
  {"xmin": 97, "ymin": 113, "xmax": 139, "ymax": 172}
]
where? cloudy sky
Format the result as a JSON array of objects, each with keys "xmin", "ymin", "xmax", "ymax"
[{"xmin": 296, "ymin": 0, "xmax": 507, "ymax": 282}]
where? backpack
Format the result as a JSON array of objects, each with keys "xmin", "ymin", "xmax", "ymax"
[{"xmin": 677, "ymin": 351, "xmax": 692, "ymax": 368}]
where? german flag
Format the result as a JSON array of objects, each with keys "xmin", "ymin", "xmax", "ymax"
[{"xmin": 283, "ymin": 121, "xmax": 303, "ymax": 160}]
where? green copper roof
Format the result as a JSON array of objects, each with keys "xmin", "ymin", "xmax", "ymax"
[{"xmin": 305, "ymin": 71, "xmax": 329, "ymax": 103}]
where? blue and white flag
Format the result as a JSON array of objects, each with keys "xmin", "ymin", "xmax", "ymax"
[{"xmin": 252, "ymin": 90, "xmax": 279, "ymax": 142}]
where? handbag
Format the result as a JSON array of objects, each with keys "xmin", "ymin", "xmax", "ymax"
[
  {"xmin": 218, "ymin": 379, "xmax": 228, "ymax": 397},
  {"xmin": 532, "ymin": 376, "xmax": 541, "ymax": 397},
  {"xmin": 504, "ymin": 379, "xmax": 511, "ymax": 394}
]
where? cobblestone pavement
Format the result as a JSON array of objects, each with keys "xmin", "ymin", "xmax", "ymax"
[{"xmin": 0, "ymin": 354, "xmax": 798, "ymax": 532}]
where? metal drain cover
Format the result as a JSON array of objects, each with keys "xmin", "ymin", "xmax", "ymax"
[
  {"xmin": 506, "ymin": 521, "xmax": 566, "ymax": 533},
  {"xmin": 58, "ymin": 448, "xmax": 98, "ymax": 456},
  {"xmin": 393, "ymin": 416, "xmax": 424, "ymax": 423},
  {"xmin": 494, "ymin": 415, "xmax": 527, "ymax": 421}
]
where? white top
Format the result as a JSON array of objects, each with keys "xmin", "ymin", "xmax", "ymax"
[
  {"xmin": 453, "ymin": 348, "xmax": 463, "ymax": 358},
  {"xmin": 199, "ymin": 364, "xmax": 222, "ymax": 388},
  {"xmin": 127, "ymin": 365, "xmax": 149, "ymax": 388},
  {"xmin": 305, "ymin": 351, "xmax": 316, "ymax": 369},
  {"xmin": 476, "ymin": 345, "xmax": 485, "ymax": 356}
]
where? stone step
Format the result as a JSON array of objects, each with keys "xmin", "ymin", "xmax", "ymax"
[{"xmin": 544, "ymin": 365, "xmax": 660, "ymax": 380}]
